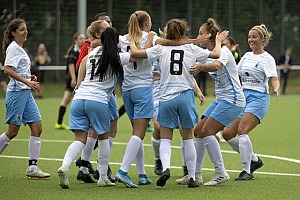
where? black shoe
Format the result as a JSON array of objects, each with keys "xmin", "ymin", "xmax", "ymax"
[
  {"xmin": 75, "ymin": 157, "xmax": 95, "ymax": 174},
  {"xmin": 182, "ymin": 166, "xmax": 188, "ymax": 176},
  {"xmin": 156, "ymin": 168, "xmax": 170, "ymax": 187},
  {"xmin": 107, "ymin": 165, "xmax": 116, "ymax": 183},
  {"xmin": 235, "ymin": 171, "xmax": 254, "ymax": 181},
  {"xmin": 87, "ymin": 162, "xmax": 95, "ymax": 174},
  {"xmin": 77, "ymin": 170, "xmax": 96, "ymax": 183},
  {"xmin": 250, "ymin": 157, "xmax": 264, "ymax": 174},
  {"xmin": 93, "ymin": 170, "xmax": 99, "ymax": 180},
  {"xmin": 75, "ymin": 157, "xmax": 82, "ymax": 167},
  {"xmin": 154, "ymin": 159, "xmax": 163, "ymax": 175},
  {"xmin": 188, "ymin": 178, "xmax": 200, "ymax": 188}
]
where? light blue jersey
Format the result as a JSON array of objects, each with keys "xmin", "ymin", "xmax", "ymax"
[
  {"xmin": 119, "ymin": 32, "xmax": 158, "ymax": 91},
  {"xmin": 146, "ymin": 44, "xmax": 210, "ymax": 101},
  {"xmin": 4, "ymin": 41, "xmax": 31, "ymax": 91},
  {"xmin": 238, "ymin": 51, "xmax": 277, "ymax": 94},
  {"xmin": 208, "ymin": 46, "xmax": 245, "ymax": 107},
  {"xmin": 74, "ymin": 46, "xmax": 130, "ymax": 104}
]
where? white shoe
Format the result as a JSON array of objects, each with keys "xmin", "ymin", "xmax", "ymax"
[
  {"xmin": 195, "ymin": 175, "xmax": 203, "ymax": 185},
  {"xmin": 176, "ymin": 175, "xmax": 203, "ymax": 185},
  {"xmin": 204, "ymin": 171, "xmax": 230, "ymax": 186},
  {"xmin": 26, "ymin": 167, "xmax": 50, "ymax": 179},
  {"xmin": 216, "ymin": 131, "xmax": 226, "ymax": 143},
  {"xmin": 57, "ymin": 167, "xmax": 69, "ymax": 189},
  {"xmin": 97, "ymin": 177, "xmax": 115, "ymax": 187},
  {"xmin": 175, "ymin": 175, "xmax": 189, "ymax": 185}
]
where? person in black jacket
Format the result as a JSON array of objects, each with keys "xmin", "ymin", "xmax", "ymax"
[{"xmin": 278, "ymin": 46, "xmax": 293, "ymax": 95}]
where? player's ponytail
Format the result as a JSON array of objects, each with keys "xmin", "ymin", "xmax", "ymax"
[
  {"xmin": 95, "ymin": 27, "xmax": 123, "ymax": 81},
  {"xmin": 128, "ymin": 10, "xmax": 149, "ymax": 48},
  {"xmin": 2, "ymin": 18, "xmax": 26, "ymax": 58}
]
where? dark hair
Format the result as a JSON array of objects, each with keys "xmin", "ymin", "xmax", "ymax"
[
  {"xmin": 2, "ymin": 18, "xmax": 26, "ymax": 58},
  {"xmin": 201, "ymin": 18, "xmax": 221, "ymax": 45},
  {"xmin": 225, "ymin": 37, "xmax": 236, "ymax": 46},
  {"xmin": 95, "ymin": 27, "xmax": 123, "ymax": 81},
  {"xmin": 93, "ymin": 12, "xmax": 112, "ymax": 22}
]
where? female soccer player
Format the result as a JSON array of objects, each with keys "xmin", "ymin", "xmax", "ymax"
[
  {"xmin": 115, "ymin": 10, "xmax": 156, "ymax": 188},
  {"xmin": 188, "ymin": 18, "xmax": 246, "ymax": 186},
  {"xmin": 57, "ymin": 26, "xmax": 132, "ymax": 189},
  {"xmin": 129, "ymin": 18, "xmax": 228, "ymax": 187},
  {"xmin": 0, "ymin": 18, "xmax": 50, "ymax": 179},
  {"xmin": 222, "ymin": 24, "xmax": 279, "ymax": 180}
]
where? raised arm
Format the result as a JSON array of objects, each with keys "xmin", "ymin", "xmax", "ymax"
[
  {"xmin": 155, "ymin": 33, "xmax": 211, "ymax": 46},
  {"xmin": 189, "ymin": 60, "xmax": 222, "ymax": 75},
  {"xmin": 130, "ymin": 41, "xmax": 148, "ymax": 58},
  {"xmin": 208, "ymin": 30, "xmax": 229, "ymax": 59}
]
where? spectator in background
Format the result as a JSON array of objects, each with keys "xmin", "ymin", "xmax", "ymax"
[
  {"xmin": 33, "ymin": 43, "xmax": 52, "ymax": 99},
  {"xmin": 55, "ymin": 32, "xmax": 85, "ymax": 130},
  {"xmin": 278, "ymin": 46, "xmax": 292, "ymax": 95}
]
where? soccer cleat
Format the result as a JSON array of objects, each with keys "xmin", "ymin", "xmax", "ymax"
[
  {"xmin": 215, "ymin": 130, "xmax": 226, "ymax": 143},
  {"xmin": 75, "ymin": 157, "xmax": 95, "ymax": 174},
  {"xmin": 175, "ymin": 175, "xmax": 189, "ymax": 185},
  {"xmin": 97, "ymin": 177, "xmax": 116, "ymax": 187},
  {"xmin": 250, "ymin": 157, "xmax": 264, "ymax": 174},
  {"xmin": 154, "ymin": 159, "xmax": 163, "ymax": 175},
  {"xmin": 156, "ymin": 168, "xmax": 170, "ymax": 187},
  {"xmin": 182, "ymin": 165, "xmax": 188, "ymax": 176},
  {"xmin": 204, "ymin": 172, "xmax": 230, "ymax": 186},
  {"xmin": 26, "ymin": 167, "xmax": 50, "ymax": 179},
  {"xmin": 188, "ymin": 178, "xmax": 200, "ymax": 188},
  {"xmin": 138, "ymin": 174, "xmax": 152, "ymax": 185},
  {"xmin": 235, "ymin": 170, "xmax": 254, "ymax": 181},
  {"xmin": 107, "ymin": 165, "xmax": 116, "ymax": 183},
  {"xmin": 54, "ymin": 123, "xmax": 69, "ymax": 130},
  {"xmin": 175, "ymin": 175, "xmax": 203, "ymax": 185},
  {"xmin": 93, "ymin": 170, "xmax": 99, "ymax": 180},
  {"xmin": 115, "ymin": 169, "xmax": 138, "ymax": 188},
  {"xmin": 77, "ymin": 170, "xmax": 96, "ymax": 183},
  {"xmin": 57, "ymin": 167, "xmax": 69, "ymax": 189}
]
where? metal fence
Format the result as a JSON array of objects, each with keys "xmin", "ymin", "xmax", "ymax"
[{"xmin": 1, "ymin": 0, "xmax": 299, "ymax": 82}]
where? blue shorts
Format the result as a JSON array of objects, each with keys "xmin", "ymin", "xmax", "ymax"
[
  {"xmin": 122, "ymin": 87, "xmax": 153, "ymax": 121},
  {"xmin": 238, "ymin": 89, "xmax": 270, "ymax": 123},
  {"xmin": 5, "ymin": 90, "xmax": 41, "ymax": 126},
  {"xmin": 203, "ymin": 99, "xmax": 244, "ymax": 127},
  {"xmin": 69, "ymin": 99, "xmax": 110, "ymax": 135},
  {"xmin": 158, "ymin": 90, "xmax": 198, "ymax": 129},
  {"xmin": 108, "ymin": 95, "xmax": 119, "ymax": 121}
]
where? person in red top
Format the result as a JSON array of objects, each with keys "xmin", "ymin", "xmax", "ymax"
[{"xmin": 76, "ymin": 12, "xmax": 113, "ymax": 68}]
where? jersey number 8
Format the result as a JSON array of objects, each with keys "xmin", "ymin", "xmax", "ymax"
[{"xmin": 170, "ymin": 50, "xmax": 184, "ymax": 75}]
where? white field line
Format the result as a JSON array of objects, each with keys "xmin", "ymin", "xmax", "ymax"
[
  {"xmin": 0, "ymin": 155, "xmax": 299, "ymax": 177},
  {"xmin": 11, "ymin": 139, "xmax": 300, "ymax": 164},
  {"xmin": 2, "ymin": 139, "xmax": 299, "ymax": 177}
]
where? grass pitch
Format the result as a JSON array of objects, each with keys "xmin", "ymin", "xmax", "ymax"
[{"xmin": 0, "ymin": 93, "xmax": 299, "ymax": 200}]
